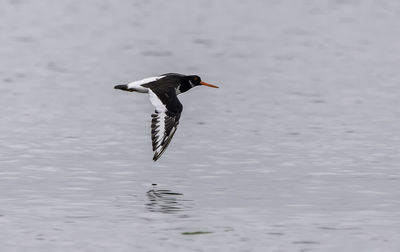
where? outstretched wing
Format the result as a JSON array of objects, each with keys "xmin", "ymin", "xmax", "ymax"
[{"xmin": 148, "ymin": 89, "xmax": 183, "ymax": 161}]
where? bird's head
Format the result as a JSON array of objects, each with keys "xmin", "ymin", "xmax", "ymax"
[{"xmin": 186, "ymin": 75, "xmax": 219, "ymax": 88}]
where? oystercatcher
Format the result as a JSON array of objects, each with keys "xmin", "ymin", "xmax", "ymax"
[{"xmin": 114, "ymin": 73, "xmax": 219, "ymax": 161}]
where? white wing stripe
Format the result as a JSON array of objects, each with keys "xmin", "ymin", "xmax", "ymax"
[
  {"xmin": 127, "ymin": 76, "xmax": 164, "ymax": 93},
  {"xmin": 149, "ymin": 90, "xmax": 166, "ymax": 151},
  {"xmin": 155, "ymin": 112, "xmax": 166, "ymax": 151},
  {"xmin": 148, "ymin": 90, "xmax": 165, "ymax": 112}
]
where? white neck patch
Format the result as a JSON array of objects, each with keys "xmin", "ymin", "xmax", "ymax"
[{"xmin": 176, "ymin": 85, "xmax": 181, "ymax": 95}]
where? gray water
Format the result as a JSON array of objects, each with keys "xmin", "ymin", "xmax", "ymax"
[{"xmin": 1, "ymin": 0, "xmax": 400, "ymax": 251}]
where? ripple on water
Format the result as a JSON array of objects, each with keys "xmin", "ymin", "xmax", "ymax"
[{"xmin": 146, "ymin": 185, "xmax": 191, "ymax": 214}]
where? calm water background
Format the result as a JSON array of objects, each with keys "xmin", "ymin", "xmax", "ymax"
[{"xmin": 1, "ymin": 0, "xmax": 400, "ymax": 251}]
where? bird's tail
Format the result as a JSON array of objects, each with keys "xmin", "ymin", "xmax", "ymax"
[
  {"xmin": 114, "ymin": 84, "xmax": 129, "ymax": 91},
  {"xmin": 114, "ymin": 84, "xmax": 139, "ymax": 92}
]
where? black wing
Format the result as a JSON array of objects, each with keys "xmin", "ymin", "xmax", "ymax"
[{"xmin": 148, "ymin": 88, "xmax": 183, "ymax": 161}]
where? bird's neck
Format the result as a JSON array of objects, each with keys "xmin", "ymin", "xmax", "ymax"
[{"xmin": 177, "ymin": 81, "xmax": 193, "ymax": 94}]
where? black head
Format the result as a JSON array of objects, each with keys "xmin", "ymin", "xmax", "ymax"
[
  {"xmin": 186, "ymin": 75, "xmax": 202, "ymax": 87},
  {"xmin": 183, "ymin": 75, "xmax": 219, "ymax": 90}
]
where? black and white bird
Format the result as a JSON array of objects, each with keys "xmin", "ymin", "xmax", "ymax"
[{"xmin": 114, "ymin": 73, "xmax": 219, "ymax": 161}]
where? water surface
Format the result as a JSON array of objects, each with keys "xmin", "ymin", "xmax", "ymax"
[{"xmin": 1, "ymin": 0, "xmax": 400, "ymax": 251}]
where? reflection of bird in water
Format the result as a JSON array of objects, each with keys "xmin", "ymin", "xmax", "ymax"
[
  {"xmin": 146, "ymin": 184, "xmax": 189, "ymax": 214},
  {"xmin": 114, "ymin": 73, "xmax": 219, "ymax": 161}
]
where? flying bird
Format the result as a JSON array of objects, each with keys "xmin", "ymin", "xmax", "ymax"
[{"xmin": 114, "ymin": 73, "xmax": 219, "ymax": 161}]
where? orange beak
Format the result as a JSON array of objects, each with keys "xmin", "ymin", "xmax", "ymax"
[{"xmin": 200, "ymin": 81, "xmax": 219, "ymax": 88}]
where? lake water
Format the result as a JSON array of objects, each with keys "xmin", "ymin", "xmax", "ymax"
[{"xmin": 1, "ymin": 0, "xmax": 400, "ymax": 251}]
